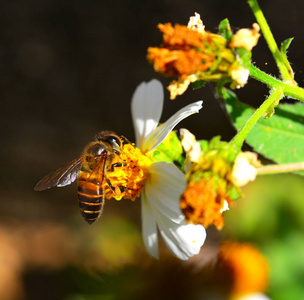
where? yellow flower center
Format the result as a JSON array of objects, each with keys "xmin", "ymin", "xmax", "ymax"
[{"xmin": 104, "ymin": 144, "xmax": 152, "ymax": 201}]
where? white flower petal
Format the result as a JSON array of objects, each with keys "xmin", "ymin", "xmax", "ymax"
[
  {"xmin": 144, "ymin": 162, "xmax": 206, "ymax": 260},
  {"xmin": 153, "ymin": 207, "xmax": 206, "ymax": 260},
  {"xmin": 175, "ymin": 224, "xmax": 206, "ymax": 257},
  {"xmin": 220, "ymin": 199, "xmax": 229, "ymax": 213},
  {"xmin": 144, "ymin": 100, "xmax": 203, "ymax": 152},
  {"xmin": 141, "ymin": 190, "xmax": 159, "ymax": 259},
  {"xmin": 236, "ymin": 294, "xmax": 271, "ymax": 300},
  {"xmin": 131, "ymin": 82, "xmax": 205, "ymax": 260},
  {"xmin": 131, "ymin": 79, "xmax": 164, "ymax": 149},
  {"xmin": 145, "ymin": 162, "xmax": 186, "ymax": 223}
]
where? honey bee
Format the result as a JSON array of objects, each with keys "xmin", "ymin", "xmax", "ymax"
[{"xmin": 34, "ymin": 130, "xmax": 127, "ymax": 224}]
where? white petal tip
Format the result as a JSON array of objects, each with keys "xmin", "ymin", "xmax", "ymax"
[
  {"xmin": 172, "ymin": 224, "xmax": 206, "ymax": 260},
  {"xmin": 196, "ymin": 100, "xmax": 203, "ymax": 108},
  {"xmin": 188, "ymin": 100, "xmax": 203, "ymax": 115},
  {"xmin": 235, "ymin": 293, "xmax": 271, "ymax": 300},
  {"xmin": 193, "ymin": 100, "xmax": 203, "ymax": 111}
]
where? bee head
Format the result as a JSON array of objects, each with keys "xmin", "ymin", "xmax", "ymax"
[{"xmin": 95, "ymin": 130, "xmax": 122, "ymax": 153}]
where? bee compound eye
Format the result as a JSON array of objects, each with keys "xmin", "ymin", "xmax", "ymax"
[{"xmin": 106, "ymin": 135, "xmax": 121, "ymax": 148}]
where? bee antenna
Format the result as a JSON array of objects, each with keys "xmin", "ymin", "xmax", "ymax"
[{"xmin": 121, "ymin": 135, "xmax": 133, "ymax": 145}]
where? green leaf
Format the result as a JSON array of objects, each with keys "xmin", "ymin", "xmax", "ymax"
[
  {"xmin": 281, "ymin": 38, "xmax": 294, "ymax": 55},
  {"xmin": 200, "ymin": 135, "xmax": 239, "ymax": 163},
  {"xmin": 218, "ymin": 18, "xmax": 232, "ymax": 41},
  {"xmin": 192, "ymin": 80, "xmax": 205, "ymax": 90},
  {"xmin": 151, "ymin": 131, "xmax": 184, "ymax": 169},
  {"xmin": 235, "ymin": 47, "xmax": 252, "ymax": 68},
  {"xmin": 225, "ymin": 89, "xmax": 304, "ymax": 175}
]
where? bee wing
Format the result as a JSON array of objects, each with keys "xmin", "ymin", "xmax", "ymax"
[
  {"xmin": 34, "ymin": 157, "xmax": 83, "ymax": 191},
  {"xmin": 81, "ymin": 155, "xmax": 107, "ymax": 190}
]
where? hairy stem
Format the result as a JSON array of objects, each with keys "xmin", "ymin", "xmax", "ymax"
[
  {"xmin": 248, "ymin": 0, "xmax": 293, "ymax": 83},
  {"xmin": 249, "ymin": 65, "xmax": 304, "ymax": 101},
  {"xmin": 257, "ymin": 162, "xmax": 304, "ymax": 175},
  {"xmin": 230, "ymin": 88, "xmax": 283, "ymax": 149}
]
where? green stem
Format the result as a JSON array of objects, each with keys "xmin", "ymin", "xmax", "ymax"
[
  {"xmin": 257, "ymin": 162, "xmax": 304, "ymax": 175},
  {"xmin": 249, "ymin": 65, "xmax": 304, "ymax": 101},
  {"xmin": 230, "ymin": 88, "xmax": 283, "ymax": 149},
  {"xmin": 248, "ymin": 0, "xmax": 293, "ymax": 83}
]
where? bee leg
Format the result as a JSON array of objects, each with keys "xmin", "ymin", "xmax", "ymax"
[
  {"xmin": 109, "ymin": 162, "xmax": 128, "ymax": 172},
  {"xmin": 105, "ymin": 178, "xmax": 130, "ymax": 195},
  {"xmin": 106, "ymin": 178, "xmax": 117, "ymax": 193},
  {"xmin": 118, "ymin": 185, "xmax": 131, "ymax": 192}
]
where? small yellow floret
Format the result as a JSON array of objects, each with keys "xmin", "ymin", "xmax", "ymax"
[
  {"xmin": 229, "ymin": 23, "xmax": 260, "ymax": 51},
  {"xmin": 187, "ymin": 12, "xmax": 205, "ymax": 34},
  {"xmin": 179, "ymin": 128, "xmax": 202, "ymax": 163},
  {"xmin": 230, "ymin": 66, "xmax": 250, "ymax": 89},
  {"xmin": 105, "ymin": 144, "xmax": 152, "ymax": 201},
  {"xmin": 229, "ymin": 152, "xmax": 261, "ymax": 187}
]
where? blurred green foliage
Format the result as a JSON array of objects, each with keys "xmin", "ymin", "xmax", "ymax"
[
  {"xmin": 91, "ymin": 216, "xmax": 142, "ymax": 268},
  {"xmin": 224, "ymin": 174, "xmax": 304, "ymax": 299}
]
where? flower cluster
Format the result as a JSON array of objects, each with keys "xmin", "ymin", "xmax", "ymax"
[
  {"xmin": 105, "ymin": 83, "xmax": 262, "ymax": 258},
  {"xmin": 147, "ymin": 13, "xmax": 260, "ymax": 99},
  {"xmin": 179, "ymin": 129, "xmax": 261, "ymax": 230}
]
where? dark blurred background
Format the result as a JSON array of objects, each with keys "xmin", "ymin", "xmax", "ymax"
[{"xmin": 1, "ymin": 0, "xmax": 304, "ymax": 299}]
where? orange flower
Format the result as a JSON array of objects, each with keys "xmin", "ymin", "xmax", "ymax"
[
  {"xmin": 180, "ymin": 176, "xmax": 231, "ymax": 230},
  {"xmin": 147, "ymin": 23, "xmax": 216, "ymax": 80},
  {"xmin": 158, "ymin": 23, "xmax": 205, "ymax": 49},
  {"xmin": 148, "ymin": 47, "xmax": 214, "ymax": 79},
  {"xmin": 147, "ymin": 14, "xmax": 259, "ymax": 99},
  {"xmin": 219, "ymin": 241, "xmax": 269, "ymax": 298}
]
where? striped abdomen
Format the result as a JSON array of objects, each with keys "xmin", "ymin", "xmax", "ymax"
[{"xmin": 77, "ymin": 170, "xmax": 104, "ymax": 224}]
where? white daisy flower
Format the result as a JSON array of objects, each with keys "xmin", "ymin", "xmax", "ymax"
[{"xmin": 130, "ymin": 79, "xmax": 206, "ymax": 260}]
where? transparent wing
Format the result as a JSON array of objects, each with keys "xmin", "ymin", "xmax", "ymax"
[
  {"xmin": 80, "ymin": 155, "xmax": 107, "ymax": 191},
  {"xmin": 34, "ymin": 157, "xmax": 83, "ymax": 191}
]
